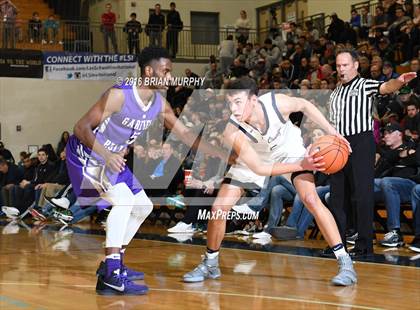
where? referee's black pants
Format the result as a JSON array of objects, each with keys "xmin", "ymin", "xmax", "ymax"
[{"xmin": 329, "ymin": 131, "xmax": 375, "ymax": 253}]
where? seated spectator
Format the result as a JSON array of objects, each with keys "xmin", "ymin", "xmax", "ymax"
[
  {"xmin": 21, "ymin": 154, "xmax": 35, "ymax": 181},
  {"xmin": 388, "ymin": 6, "xmax": 410, "ymax": 44},
  {"xmin": 0, "ymin": 141, "xmax": 14, "ymax": 163},
  {"xmin": 378, "ymin": 38, "xmax": 394, "ymax": 63},
  {"xmin": 42, "ymin": 184, "xmax": 98, "ymax": 225},
  {"xmin": 228, "ymin": 57, "xmax": 249, "ymax": 78},
  {"xmin": 17, "ymin": 151, "xmax": 27, "ymax": 168},
  {"xmin": 243, "ymin": 43, "xmax": 258, "ymax": 69},
  {"xmin": 305, "ymin": 20, "xmax": 319, "ymax": 41},
  {"xmin": 145, "ymin": 141, "xmax": 184, "ymax": 198},
  {"xmin": 408, "ymin": 58, "xmax": 420, "ymax": 94},
  {"xmin": 413, "ymin": 4, "xmax": 420, "ymax": 26},
  {"xmin": 409, "ymin": 184, "xmax": 420, "ymax": 252},
  {"xmin": 201, "ymin": 55, "xmax": 217, "ymax": 77},
  {"xmin": 307, "ymin": 55, "xmax": 324, "ymax": 84},
  {"xmin": 11, "ymin": 148, "xmax": 56, "ymax": 216},
  {"xmin": 358, "ymin": 55, "xmax": 371, "ymax": 78},
  {"xmin": 42, "ymin": 143, "xmax": 58, "ymax": 163},
  {"xmin": 270, "ymin": 172, "xmax": 330, "ymax": 240},
  {"xmin": 297, "ymin": 35, "xmax": 312, "ymax": 58},
  {"xmin": 43, "ymin": 14, "xmax": 59, "ymax": 44},
  {"xmin": 233, "ymin": 175, "xmax": 297, "ymax": 240},
  {"xmin": 35, "ymin": 149, "xmax": 69, "ymax": 211},
  {"xmin": 377, "ymin": 123, "xmax": 420, "ymax": 247},
  {"xmin": 203, "ymin": 63, "xmax": 223, "ymax": 89},
  {"xmin": 290, "ymin": 43, "xmax": 305, "ymax": 68},
  {"xmin": 168, "ymin": 137, "xmax": 225, "ymax": 233},
  {"xmin": 286, "ymin": 22, "xmax": 300, "ymax": 44},
  {"xmin": 360, "ymin": 6, "xmax": 373, "ymax": 40},
  {"xmin": 259, "ymin": 38, "xmax": 281, "ymax": 70},
  {"xmin": 350, "ymin": 9, "xmax": 361, "ymax": 30},
  {"xmin": 0, "ymin": 157, "xmax": 23, "ymax": 207},
  {"xmin": 402, "ymin": 95, "xmax": 420, "ymax": 143},
  {"xmin": 249, "ymin": 58, "xmax": 267, "ymax": 81},
  {"xmin": 370, "ymin": 64, "xmax": 386, "ymax": 81},
  {"xmin": 371, "ymin": 6, "xmax": 389, "ymax": 34},
  {"xmin": 294, "ymin": 57, "xmax": 309, "ymax": 83},
  {"xmin": 399, "ymin": 19, "xmax": 420, "ymax": 61},
  {"xmin": 382, "ymin": 61, "xmax": 400, "ymax": 81},
  {"xmin": 276, "ymin": 58, "xmax": 295, "ymax": 85},
  {"xmin": 28, "ymin": 11, "xmax": 42, "ymax": 43}
]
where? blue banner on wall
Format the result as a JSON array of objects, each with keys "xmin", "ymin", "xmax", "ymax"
[{"xmin": 43, "ymin": 52, "xmax": 138, "ymax": 80}]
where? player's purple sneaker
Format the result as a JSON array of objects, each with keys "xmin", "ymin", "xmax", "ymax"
[
  {"xmin": 96, "ymin": 261, "xmax": 144, "ymax": 280},
  {"xmin": 96, "ymin": 270, "xmax": 148, "ymax": 295}
]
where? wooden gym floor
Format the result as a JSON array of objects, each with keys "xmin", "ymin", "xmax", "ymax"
[{"xmin": 0, "ymin": 221, "xmax": 419, "ymax": 310}]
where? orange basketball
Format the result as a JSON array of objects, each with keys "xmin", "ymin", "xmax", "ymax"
[{"xmin": 310, "ymin": 135, "xmax": 349, "ymax": 174}]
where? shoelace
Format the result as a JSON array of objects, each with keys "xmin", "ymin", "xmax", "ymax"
[
  {"xmin": 121, "ymin": 265, "xmax": 138, "ymax": 275},
  {"xmin": 384, "ymin": 231, "xmax": 397, "ymax": 240},
  {"xmin": 112, "ymin": 273, "xmax": 134, "ymax": 286}
]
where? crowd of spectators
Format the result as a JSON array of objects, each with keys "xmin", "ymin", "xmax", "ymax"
[{"xmin": 1, "ymin": 1, "xmax": 420, "ymax": 253}]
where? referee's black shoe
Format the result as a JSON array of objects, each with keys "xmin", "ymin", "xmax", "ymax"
[
  {"xmin": 319, "ymin": 246, "xmax": 335, "ymax": 258},
  {"xmin": 348, "ymin": 247, "xmax": 374, "ymax": 259}
]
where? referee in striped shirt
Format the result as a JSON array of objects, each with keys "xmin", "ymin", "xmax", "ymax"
[{"xmin": 328, "ymin": 49, "xmax": 416, "ymax": 258}]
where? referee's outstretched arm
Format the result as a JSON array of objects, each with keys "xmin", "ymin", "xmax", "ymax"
[{"xmin": 379, "ymin": 72, "xmax": 417, "ymax": 94}]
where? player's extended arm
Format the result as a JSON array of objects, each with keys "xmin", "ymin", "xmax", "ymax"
[
  {"xmin": 379, "ymin": 72, "xmax": 417, "ymax": 95},
  {"xmin": 161, "ymin": 101, "xmax": 228, "ymax": 160},
  {"xmin": 73, "ymin": 88, "xmax": 125, "ymax": 171},
  {"xmin": 278, "ymin": 94, "xmax": 336, "ymax": 134},
  {"xmin": 277, "ymin": 94, "xmax": 351, "ymax": 150},
  {"xmin": 223, "ymin": 123, "xmax": 324, "ymax": 176}
]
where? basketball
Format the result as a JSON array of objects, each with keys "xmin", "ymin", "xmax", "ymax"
[{"xmin": 310, "ymin": 135, "xmax": 349, "ymax": 174}]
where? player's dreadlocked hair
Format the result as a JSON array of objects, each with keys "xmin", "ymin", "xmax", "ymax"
[
  {"xmin": 138, "ymin": 47, "xmax": 170, "ymax": 74},
  {"xmin": 225, "ymin": 76, "xmax": 259, "ymax": 97}
]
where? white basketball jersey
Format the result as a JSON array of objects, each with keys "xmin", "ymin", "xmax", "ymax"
[{"xmin": 226, "ymin": 91, "xmax": 306, "ymax": 188}]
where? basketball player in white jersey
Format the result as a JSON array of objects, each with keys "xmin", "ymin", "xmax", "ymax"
[{"xmin": 183, "ymin": 77, "xmax": 357, "ymax": 286}]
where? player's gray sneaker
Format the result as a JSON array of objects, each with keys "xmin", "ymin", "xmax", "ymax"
[
  {"xmin": 331, "ymin": 255, "xmax": 357, "ymax": 286},
  {"xmin": 183, "ymin": 255, "xmax": 221, "ymax": 283}
]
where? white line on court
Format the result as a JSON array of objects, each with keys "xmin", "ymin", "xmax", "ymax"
[{"xmin": 0, "ymin": 282, "xmax": 384, "ymax": 310}]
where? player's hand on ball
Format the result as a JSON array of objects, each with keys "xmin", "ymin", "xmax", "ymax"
[
  {"xmin": 329, "ymin": 130, "xmax": 352, "ymax": 153},
  {"xmin": 300, "ymin": 144, "xmax": 326, "ymax": 172},
  {"xmin": 398, "ymin": 72, "xmax": 417, "ymax": 84},
  {"xmin": 105, "ymin": 152, "xmax": 126, "ymax": 173}
]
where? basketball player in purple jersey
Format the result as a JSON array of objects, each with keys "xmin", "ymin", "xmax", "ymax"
[{"xmin": 66, "ymin": 47, "xmax": 225, "ymax": 295}]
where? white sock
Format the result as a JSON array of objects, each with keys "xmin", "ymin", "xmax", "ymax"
[
  {"xmin": 332, "ymin": 244, "xmax": 348, "ymax": 259},
  {"xmin": 206, "ymin": 251, "xmax": 219, "ymax": 259},
  {"xmin": 106, "ymin": 253, "xmax": 120, "ymax": 260}
]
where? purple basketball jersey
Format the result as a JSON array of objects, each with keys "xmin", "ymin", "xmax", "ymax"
[{"xmin": 66, "ymin": 85, "xmax": 163, "ymax": 205}]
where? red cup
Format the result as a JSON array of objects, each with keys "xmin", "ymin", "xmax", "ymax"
[{"xmin": 184, "ymin": 169, "xmax": 192, "ymax": 186}]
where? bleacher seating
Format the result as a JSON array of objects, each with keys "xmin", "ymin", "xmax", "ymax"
[{"xmin": 12, "ymin": 0, "xmax": 64, "ymax": 51}]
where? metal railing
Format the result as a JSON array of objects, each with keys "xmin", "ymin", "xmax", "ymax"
[
  {"xmin": 88, "ymin": 23, "xmax": 259, "ymax": 59},
  {"xmin": 297, "ymin": 13, "xmax": 327, "ymax": 35},
  {"xmin": 351, "ymin": 0, "xmax": 380, "ymax": 16},
  {"xmin": 0, "ymin": 12, "xmax": 337, "ymax": 58},
  {"xmin": 1, "ymin": 20, "xmax": 261, "ymax": 58},
  {"xmin": 0, "ymin": 20, "xmax": 90, "ymax": 50}
]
